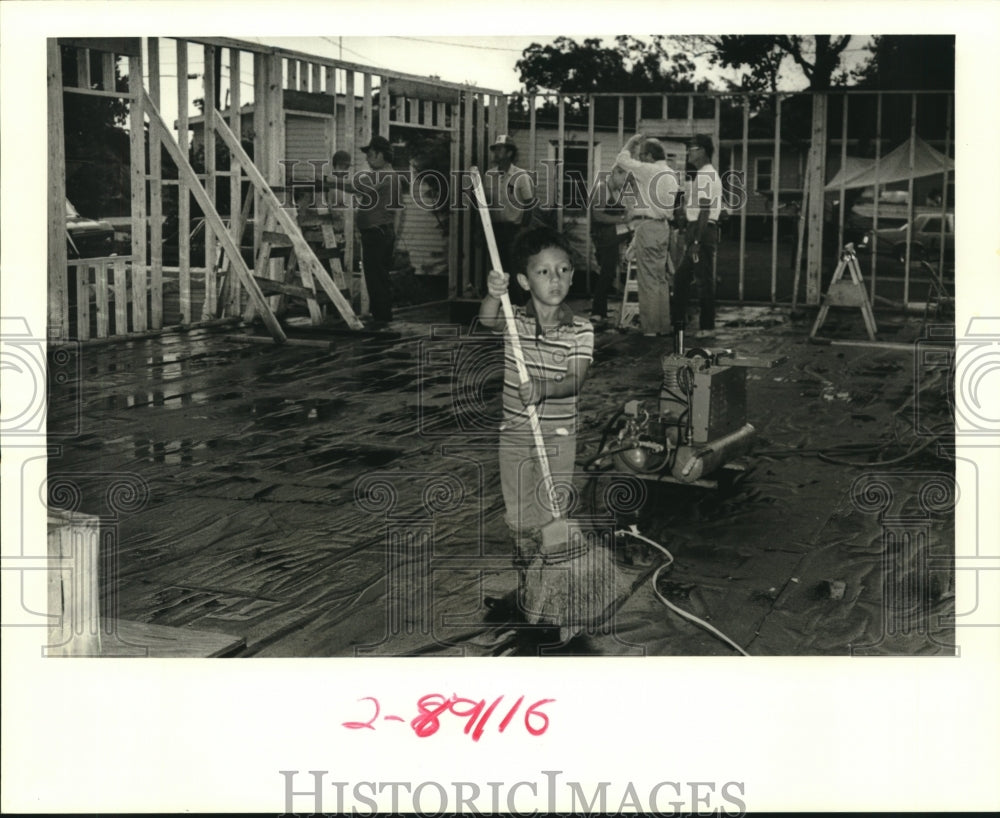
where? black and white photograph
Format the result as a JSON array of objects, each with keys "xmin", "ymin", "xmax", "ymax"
[{"xmin": 2, "ymin": 2, "xmax": 998, "ymax": 814}]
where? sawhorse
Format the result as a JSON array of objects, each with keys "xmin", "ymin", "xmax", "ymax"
[{"xmin": 810, "ymin": 242, "xmax": 878, "ymax": 341}]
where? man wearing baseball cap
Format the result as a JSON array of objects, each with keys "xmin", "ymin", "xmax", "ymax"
[
  {"xmin": 485, "ymin": 134, "xmax": 535, "ymax": 303},
  {"xmin": 672, "ymin": 134, "xmax": 722, "ymax": 338},
  {"xmin": 328, "ymin": 135, "xmax": 400, "ymax": 323}
]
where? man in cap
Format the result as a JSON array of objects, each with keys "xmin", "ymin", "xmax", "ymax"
[
  {"xmin": 615, "ymin": 133, "xmax": 680, "ymax": 336},
  {"xmin": 485, "ymin": 134, "xmax": 535, "ymax": 303},
  {"xmin": 327, "ymin": 135, "xmax": 401, "ymax": 323},
  {"xmin": 671, "ymin": 134, "xmax": 722, "ymax": 338}
]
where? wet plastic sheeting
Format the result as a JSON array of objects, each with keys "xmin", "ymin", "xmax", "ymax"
[{"xmin": 47, "ymin": 305, "xmax": 954, "ymax": 656}]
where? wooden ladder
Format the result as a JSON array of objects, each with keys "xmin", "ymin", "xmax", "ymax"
[
  {"xmin": 243, "ymin": 199, "xmax": 349, "ymax": 326},
  {"xmin": 618, "ymin": 243, "xmax": 676, "ymax": 329}
]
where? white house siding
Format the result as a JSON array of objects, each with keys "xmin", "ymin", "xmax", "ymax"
[
  {"xmin": 285, "ymin": 113, "xmax": 332, "ymax": 180},
  {"xmin": 398, "ymin": 184, "xmax": 448, "ymax": 275}
]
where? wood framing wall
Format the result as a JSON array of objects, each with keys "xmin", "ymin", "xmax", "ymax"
[
  {"xmin": 48, "ymin": 36, "xmax": 504, "ymax": 342},
  {"xmin": 506, "ymin": 89, "xmax": 954, "ymax": 307},
  {"xmin": 48, "ymin": 41, "xmax": 955, "ymax": 343}
]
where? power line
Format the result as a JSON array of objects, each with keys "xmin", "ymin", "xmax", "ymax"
[
  {"xmin": 318, "ymin": 36, "xmax": 385, "ymax": 70},
  {"xmin": 388, "ymin": 36, "xmax": 523, "ymax": 53}
]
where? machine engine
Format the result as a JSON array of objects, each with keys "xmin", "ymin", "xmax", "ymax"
[{"xmin": 595, "ymin": 346, "xmax": 784, "ymax": 486}]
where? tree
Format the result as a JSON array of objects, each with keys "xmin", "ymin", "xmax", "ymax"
[
  {"xmin": 678, "ymin": 35, "xmax": 854, "ymax": 92},
  {"xmin": 850, "ymin": 35, "xmax": 955, "ymax": 90},
  {"xmin": 516, "ymin": 36, "xmax": 704, "ymax": 95},
  {"xmin": 61, "ymin": 45, "xmax": 132, "ymax": 216}
]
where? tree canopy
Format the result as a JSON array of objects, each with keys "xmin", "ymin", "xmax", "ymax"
[{"xmin": 516, "ymin": 36, "xmax": 709, "ymax": 95}]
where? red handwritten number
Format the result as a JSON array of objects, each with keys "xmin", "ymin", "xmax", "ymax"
[
  {"xmin": 447, "ymin": 696, "xmax": 485, "ymax": 736},
  {"xmin": 498, "ymin": 695, "xmax": 524, "ymax": 732},
  {"xmin": 472, "ymin": 695, "xmax": 505, "ymax": 742},
  {"xmin": 411, "ymin": 694, "xmax": 452, "ymax": 738},
  {"xmin": 342, "ymin": 697, "xmax": 379, "ymax": 730},
  {"xmin": 524, "ymin": 699, "xmax": 555, "ymax": 736}
]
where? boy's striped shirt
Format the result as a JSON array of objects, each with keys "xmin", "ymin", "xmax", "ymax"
[{"xmin": 499, "ymin": 301, "xmax": 594, "ymax": 431}]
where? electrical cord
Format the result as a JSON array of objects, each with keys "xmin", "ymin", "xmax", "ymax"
[{"xmin": 617, "ymin": 525, "xmax": 751, "ymax": 657}]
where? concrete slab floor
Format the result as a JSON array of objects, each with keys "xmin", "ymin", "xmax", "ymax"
[{"xmin": 46, "ymin": 300, "xmax": 956, "ymax": 656}]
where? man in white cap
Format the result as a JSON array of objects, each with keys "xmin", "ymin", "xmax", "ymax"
[
  {"xmin": 615, "ymin": 133, "xmax": 679, "ymax": 336},
  {"xmin": 485, "ymin": 134, "xmax": 535, "ymax": 302}
]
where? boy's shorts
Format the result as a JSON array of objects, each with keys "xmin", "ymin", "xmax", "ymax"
[{"xmin": 498, "ymin": 424, "xmax": 577, "ymax": 533}]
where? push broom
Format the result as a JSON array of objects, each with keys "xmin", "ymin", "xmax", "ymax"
[{"xmin": 469, "ymin": 167, "xmax": 635, "ymax": 641}]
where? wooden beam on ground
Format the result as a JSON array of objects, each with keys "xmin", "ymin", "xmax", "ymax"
[
  {"xmin": 101, "ymin": 619, "xmax": 245, "ymax": 658},
  {"xmin": 128, "ymin": 53, "xmax": 148, "ymax": 331},
  {"xmin": 211, "ymin": 104, "xmax": 364, "ymax": 330},
  {"xmin": 48, "ymin": 39, "xmax": 70, "ymax": 341},
  {"xmin": 144, "ymin": 92, "xmax": 287, "ymax": 342}
]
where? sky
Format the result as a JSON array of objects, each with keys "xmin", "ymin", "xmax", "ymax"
[{"xmin": 246, "ymin": 35, "xmax": 876, "ymax": 95}]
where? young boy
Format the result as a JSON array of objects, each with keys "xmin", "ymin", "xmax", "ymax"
[{"xmin": 478, "ymin": 227, "xmax": 594, "ymax": 605}]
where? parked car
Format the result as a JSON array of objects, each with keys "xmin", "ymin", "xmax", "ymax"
[
  {"xmin": 860, "ymin": 212, "xmax": 955, "ymax": 264},
  {"xmin": 65, "ymin": 200, "xmax": 116, "ymax": 259}
]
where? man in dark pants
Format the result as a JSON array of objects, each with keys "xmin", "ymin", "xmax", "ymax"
[
  {"xmin": 356, "ymin": 136, "xmax": 398, "ymax": 323},
  {"xmin": 485, "ymin": 134, "xmax": 535, "ymax": 303},
  {"xmin": 589, "ymin": 166, "xmax": 627, "ymax": 324},
  {"xmin": 672, "ymin": 134, "xmax": 722, "ymax": 338},
  {"xmin": 328, "ymin": 135, "xmax": 399, "ymax": 323}
]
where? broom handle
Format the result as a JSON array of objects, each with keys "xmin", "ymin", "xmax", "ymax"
[{"xmin": 470, "ymin": 167, "xmax": 562, "ymax": 521}]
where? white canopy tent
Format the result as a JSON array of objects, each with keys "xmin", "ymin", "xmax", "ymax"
[{"xmin": 825, "ymin": 136, "xmax": 954, "ymax": 190}]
